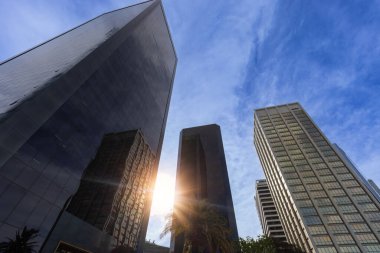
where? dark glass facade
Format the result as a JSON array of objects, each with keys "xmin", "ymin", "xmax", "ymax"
[
  {"xmin": 170, "ymin": 124, "xmax": 239, "ymax": 253},
  {"xmin": 0, "ymin": 0, "xmax": 176, "ymax": 252},
  {"xmin": 42, "ymin": 130, "xmax": 155, "ymax": 252}
]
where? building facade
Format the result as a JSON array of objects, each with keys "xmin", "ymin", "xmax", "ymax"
[
  {"xmin": 0, "ymin": 0, "xmax": 176, "ymax": 252},
  {"xmin": 42, "ymin": 130, "xmax": 155, "ymax": 252},
  {"xmin": 254, "ymin": 103, "xmax": 380, "ymax": 253},
  {"xmin": 255, "ymin": 179, "xmax": 286, "ymax": 242},
  {"xmin": 170, "ymin": 124, "xmax": 239, "ymax": 253},
  {"xmin": 368, "ymin": 180, "xmax": 380, "ymax": 200}
]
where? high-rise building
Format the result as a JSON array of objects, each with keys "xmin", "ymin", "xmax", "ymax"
[
  {"xmin": 368, "ymin": 180, "xmax": 380, "ymax": 199},
  {"xmin": 0, "ymin": 0, "xmax": 176, "ymax": 252},
  {"xmin": 255, "ymin": 179, "xmax": 286, "ymax": 242},
  {"xmin": 254, "ymin": 102, "xmax": 380, "ymax": 253},
  {"xmin": 333, "ymin": 144, "xmax": 380, "ymax": 204},
  {"xmin": 42, "ymin": 130, "xmax": 155, "ymax": 252},
  {"xmin": 170, "ymin": 124, "xmax": 239, "ymax": 253}
]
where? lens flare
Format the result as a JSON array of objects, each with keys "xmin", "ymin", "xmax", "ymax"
[{"xmin": 151, "ymin": 172, "xmax": 175, "ymax": 215}]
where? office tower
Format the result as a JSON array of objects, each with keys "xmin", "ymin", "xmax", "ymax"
[
  {"xmin": 255, "ymin": 179, "xmax": 286, "ymax": 242},
  {"xmin": 42, "ymin": 130, "xmax": 155, "ymax": 252},
  {"xmin": 0, "ymin": 0, "xmax": 176, "ymax": 252},
  {"xmin": 368, "ymin": 180, "xmax": 380, "ymax": 200},
  {"xmin": 171, "ymin": 124, "xmax": 239, "ymax": 253},
  {"xmin": 333, "ymin": 144, "xmax": 380, "ymax": 204},
  {"xmin": 254, "ymin": 103, "xmax": 380, "ymax": 253}
]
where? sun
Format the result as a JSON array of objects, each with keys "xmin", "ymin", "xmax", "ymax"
[{"xmin": 151, "ymin": 172, "xmax": 176, "ymax": 216}]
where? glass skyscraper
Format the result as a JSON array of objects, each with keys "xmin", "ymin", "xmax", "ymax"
[
  {"xmin": 171, "ymin": 124, "xmax": 239, "ymax": 253},
  {"xmin": 42, "ymin": 130, "xmax": 155, "ymax": 252},
  {"xmin": 0, "ymin": 0, "xmax": 176, "ymax": 252},
  {"xmin": 254, "ymin": 103, "xmax": 380, "ymax": 253}
]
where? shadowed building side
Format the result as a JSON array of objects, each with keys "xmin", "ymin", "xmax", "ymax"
[
  {"xmin": 170, "ymin": 124, "xmax": 239, "ymax": 253},
  {"xmin": 42, "ymin": 130, "xmax": 155, "ymax": 253},
  {"xmin": 255, "ymin": 179, "xmax": 286, "ymax": 242},
  {"xmin": 0, "ymin": 0, "xmax": 176, "ymax": 252}
]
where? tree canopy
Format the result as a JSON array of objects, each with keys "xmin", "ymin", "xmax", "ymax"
[{"xmin": 161, "ymin": 199, "xmax": 235, "ymax": 253}]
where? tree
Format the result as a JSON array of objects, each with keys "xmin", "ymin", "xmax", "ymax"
[
  {"xmin": 239, "ymin": 236, "xmax": 304, "ymax": 253},
  {"xmin": 160, "ymin": 199, "xmax": 235, "ymax": 253},
  {"xmin": 239, "ymin": 236, "xmax": 276, "ymax": 253},
  {"xmin": 0, "ymin": 227, "xmax": 39, "ymax": 253}
]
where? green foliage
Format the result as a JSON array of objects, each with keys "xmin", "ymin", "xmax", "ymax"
[
  {"xmin": 239, "ymin": 236, "xmax": 276, "ymax": 253},
  {"xmin": 0, "ymin": 227, "xmax": 39, "ymax": 253},
  {"xmin": 161, "ymin": 199, "xmax": 235, "ymax": 253},
  {"xmin": 239, "ymin": 236, "xmax": 304, "ymax": 253}
]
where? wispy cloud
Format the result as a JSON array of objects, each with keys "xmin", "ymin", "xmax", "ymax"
[
  {"xmin": 238, "ymin": 0, "xmax": 380, "ymax": 190},
  {"xmin": 147, "ymin": 0, "xmax": 278, "ymax": 245}
]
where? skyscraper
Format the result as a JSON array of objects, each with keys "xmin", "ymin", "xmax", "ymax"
[
  {"xmin": 0, "ymin": 0, "xmax": 176, "ymax": 252},
  {"xmin": 254, "ymin": 103, "xmax": 380, "ymax": 253},
  {"xmin": 255, "ymin": 179, "xmax": 286, "ymax": 242},
  {"xmin": 171, "ymin": 124, "xmax": 239, "ymax": 253},
  {"xmin": 42, "ymin": 130, "xmax": 155, "ymax": 252},
  {"xmin": 368, "ymin": 180, "xmax": 380, "ymax": 200},
  {"xmin": 333, "ymin": 144, "xmax": 380, "ymax": 204}
]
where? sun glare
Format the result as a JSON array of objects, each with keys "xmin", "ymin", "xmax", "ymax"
[{"xmin": 151, "ymin": 172, "xmax": 176, "ymax": 216}]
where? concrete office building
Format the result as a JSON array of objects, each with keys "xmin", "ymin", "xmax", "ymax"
[
  {"xmin": 368, "ymin": 180, "xmax": 380, "ymax": 199},
  {"xmin": 254, "ymin": 103, "xmax": 380, "ymax": 253},
  {"xmin": 0, "ymin": 0, "xmax": 176, "ymax": 252},
  {"xmin": 171, "ymin": 124, "xmax": 239, "ymax": 253},
  {"xmin": 255, "ymin": 179, "xmax": 286, "ymax": 242}
]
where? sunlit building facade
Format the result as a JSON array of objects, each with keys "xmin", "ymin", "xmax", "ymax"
[
  {"xmin": 0, "ymin": 0, "xmax": 176, "ymax": 252},
  {"xmin": 255, "ymin": 179, "xmax": 286, "ymax": 241},
  {"xmin": 254, "ymin": 103, "xmax": 380, "ymax": 253},
  {"xmin": 171, "ymin": 124, "xmax": 239, "ymax": 253}
]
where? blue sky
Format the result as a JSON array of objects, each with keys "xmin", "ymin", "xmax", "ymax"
[{"xmin": 1, "ymin": 0, "xmax": 380, "ymax": 247}]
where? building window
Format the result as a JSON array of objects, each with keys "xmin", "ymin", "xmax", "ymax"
[
  {"xmin": 317, "ymin": 247, "xmax": 337, "ymax": 253},
  {"xmin": 309, "ymin": 225, "xmax": 328, "ymax": 235},
  {"xmin": 350, "ymin": 223, "xmax": 371, "ymax": 233},
  {"xmin": 325, "ymin": 215, "xmax": 343, "ymax": 224},
  {"xmin": 334, "ymin": 196, "xmax": 351, "ymax": 205},
  {"xmin": 362, "ymin": 203, "xmax": 378, "ymax": 212},
  {"xmin": 339, "ymin": 204, "xmax": 357, "ymax": 214},
  {"xmin": 355, "ymin": 233, "xmax": 378, "ymax": 244},
  {"xmin": 315, "ymin": 198, "xmax": 333, "ymax": 206},
  {"xmin": 343, "ymin": 213, "xmax": 364, "ymax": 223},
  {"xmin": 319, "ymin": 206, "xmax": 337, "ymax": 215},
  {"xmin": 352, "ymin": 194, "xmax": 371, "ymax": 203},
  {"xmin": 300, "ymin": 207, "xmax": 318, "ymax": 216},
  {"xmin": 328, "ymin": 224, "xmax": 348, "ymax": 234},
  {"xmin": 313, "ymin": 235, "xmax": 333, "ymax": 246},
  {"xmin": 309, "ymin": 184, "xmax": 324, "ymax": 191},
  {"xmin": 364, "ymin": 245, "xmax": 380, "ymax": 252},
  {"xmin": 334, "ymin": 234, "xmax": 355, "ymax": 244},
  {"xmin": 365, "ymin": 212, "xmax": 380, "ymax": 221},
  {"xmin": 329, "ymin": 189, "xmax": 345, "ymax": 196},
  {"xmin": 305, "ymin": 216, "xmax": 323, "ymax": 225},
  {"xmin": 348, "ymin": 187, "xmax": 365, "ymax": 195},
  {"xmin": 338, "ymin": 246, "xmax": 360, "ymax": 253}
]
